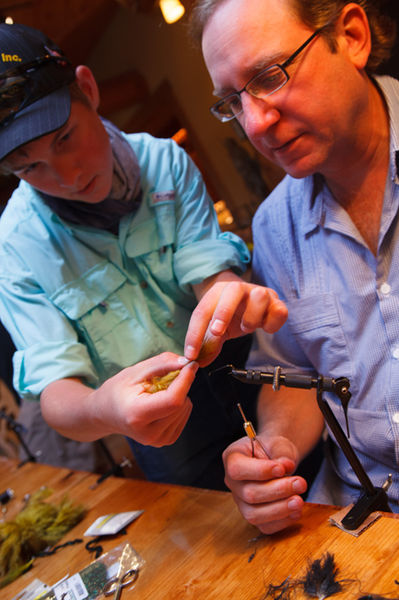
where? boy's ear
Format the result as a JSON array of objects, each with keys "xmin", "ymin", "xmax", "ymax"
[{"xmin": 74, "ymin": 65, "xmax": 100, "ymax": 109}]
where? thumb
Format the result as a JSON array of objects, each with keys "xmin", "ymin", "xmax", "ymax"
[{"xmin": 263, "ymin": 435, "xmax": 299, "ymax": 473}]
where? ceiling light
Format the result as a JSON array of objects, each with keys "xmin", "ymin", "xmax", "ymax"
[{"xmin": 159, "ymin": 0, "xmax": 185, "ymax": 24}]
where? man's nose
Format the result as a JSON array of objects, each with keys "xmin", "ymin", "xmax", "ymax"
[{"xmin": 239, "ymin": 92, "xmax": 280, "ymax": 137}]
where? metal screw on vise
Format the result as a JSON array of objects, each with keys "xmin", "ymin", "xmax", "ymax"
[
  {"xmin": 272, "ymin": 366, "xmax": 282, "ymax": 391},
  {"xmin": 382, "ymin": 474, "xmax": 393, "ymax": 492}
]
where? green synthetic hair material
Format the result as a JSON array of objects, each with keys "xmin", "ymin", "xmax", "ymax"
[{"xmin": 0, "ymin": 487, "xmax": 86, "ymax": 588}]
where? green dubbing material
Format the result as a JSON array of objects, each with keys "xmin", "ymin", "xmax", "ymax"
[{"xmin": 0, "ymin": 487, "xmax": 86, "ymax": 588}]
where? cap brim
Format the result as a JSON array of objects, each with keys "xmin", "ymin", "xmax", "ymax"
[{"xmin": 0, "ymin": 85, "xmax": 71, "ymax": 162}]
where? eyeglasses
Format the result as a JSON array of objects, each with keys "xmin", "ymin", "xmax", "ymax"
[
  {"xmin": 0, "ymin": 54, "xmax": 75, "ymax": 127},
  {"xmin": 210, "ymin": 27, "xmax": 325, "ymax": 122}
]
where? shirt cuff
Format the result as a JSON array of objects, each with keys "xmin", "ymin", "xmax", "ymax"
[
  {"xmin": 13, "ymin": 341, "xmax": 98, "ymax": 400},
  {"xmin": 174, "ymin": 232, "xmax": 250, "ymax": 286}
]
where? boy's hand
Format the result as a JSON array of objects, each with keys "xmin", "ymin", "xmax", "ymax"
[{"xmin": 99, "ymin": 353, "xmax": 199, "ymax": 446}]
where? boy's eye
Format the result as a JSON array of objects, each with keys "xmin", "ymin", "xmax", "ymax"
[
  {"xmin": 20, "ymin": 162, "xmax": 38, "ymax": 175},
  {"xmin": 60, "ymin": 131, "xmax": 71, "ymax": 143}
]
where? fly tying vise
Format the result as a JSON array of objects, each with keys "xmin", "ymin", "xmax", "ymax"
[{"xmin": 212, "ymin": 364, "xmax": 393, "ymax": 531}]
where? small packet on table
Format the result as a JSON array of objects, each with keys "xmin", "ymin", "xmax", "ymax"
[
  {"xmin": 36, "ymin": 542, "xmax": 145, "ymax": 600},
  {"xmin": 11, "ymin": 578, "xmax": 50, "ymax": 600},
  {"xmin": 83, "ymin": 511, "xmax": 143, "ymax": 537}
]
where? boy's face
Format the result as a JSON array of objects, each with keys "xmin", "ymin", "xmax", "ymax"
[{"xmin": 4, "ymin": 98, "xmax": 113, "ymax": 203}]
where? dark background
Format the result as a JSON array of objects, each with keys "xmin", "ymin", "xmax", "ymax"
[{"xmin": 379, "ymin": 0, "xmax": 399, "ymax": 79}]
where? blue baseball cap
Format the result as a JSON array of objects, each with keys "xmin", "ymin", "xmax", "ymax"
[{"xmin": 0, "ymin": 22, "xmax": 75, "ymax": 161}]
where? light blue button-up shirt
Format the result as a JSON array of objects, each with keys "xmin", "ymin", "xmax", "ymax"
[
  {"xmin": 0, "ymin": 132, "xmax": 250, "ymax": 400},
  {"xmin": 249, "ymin": 76, "xmax": 399, "ymax": 509}
]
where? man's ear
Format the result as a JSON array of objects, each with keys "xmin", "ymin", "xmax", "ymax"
[
  {"xmin": 336, "ymin": 2, "xmax": 371, "ymax": 70},
  {"xmin": 74, "ymin": 65, "xmax": 100, "ymax": 109}
]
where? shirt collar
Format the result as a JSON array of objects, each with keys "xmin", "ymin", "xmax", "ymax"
[
  {"xmin": 301, "ymin": 175, "xmax": 325, "ymax": 235},
  {"xmin": 373, "ymin": 75, "xmax": 399, "ymax": 184},
  {"xmin": 303, "ymin": 75, "xmax": 399, "ymax": 235}
]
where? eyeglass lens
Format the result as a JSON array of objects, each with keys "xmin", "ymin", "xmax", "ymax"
[
  {"xmin": 211, "ymin": 25, "xmax": 327, "ymax": 122},
  {"xmin": 212, "ymin": 65, "xmax": 287, "ymax": 121}
]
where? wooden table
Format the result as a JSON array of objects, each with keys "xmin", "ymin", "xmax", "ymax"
[{"xmin": 2, "ymin": 457, "xmax": 399, "ymax": 599}]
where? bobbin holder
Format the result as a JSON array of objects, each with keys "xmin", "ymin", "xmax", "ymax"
[{"xmin": 218, "ymin": 365, "xmax": 392, "ymax": 529}]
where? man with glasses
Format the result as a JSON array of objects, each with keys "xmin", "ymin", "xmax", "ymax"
[
  {"xmin": 0, "ymin": 23, "xmax": 288, "ymax": 485},
  {"xmin": 189, "ymin": 0, "xmax": 399, "ymax": 530}
]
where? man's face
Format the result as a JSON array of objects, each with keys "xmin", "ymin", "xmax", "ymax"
[
  {"xmin": 5, "ymin": 99, "xmax": 113, "ymax": 203},
  {"xmin": 202, "ymin": 0, "xmax": 368, "ymax": 180}
]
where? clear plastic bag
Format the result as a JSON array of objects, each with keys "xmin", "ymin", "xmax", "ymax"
[{"xmin": 38, "ymin": 542, "xmax": 144, "ymax": 600}]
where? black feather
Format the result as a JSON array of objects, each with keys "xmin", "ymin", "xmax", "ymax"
[
  {"xmin": 301, "ymin": 552, "xmax": 342, "ymax": 599},
  {"xmin": 262, "ymin": 576, "xmax": 293, "ymax": 599},
  {"xmin": 357, "ymin": 596, "xmax": 399, "ymax": 599}
]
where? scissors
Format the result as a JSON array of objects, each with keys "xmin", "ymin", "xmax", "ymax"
[{"xmin": 102, "ymin": 567, "xmax": 139, "ymax": 599}]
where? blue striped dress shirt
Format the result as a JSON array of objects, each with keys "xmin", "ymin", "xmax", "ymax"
[{"xmin": 249, "ymin": 76, "xmax": 399, "ymax": 509}]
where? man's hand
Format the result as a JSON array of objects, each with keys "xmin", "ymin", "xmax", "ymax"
[
  {"xmin": 186, "ymin": 272, "xmax": 287, "ymax": 364},
  {"xmin": 223, "ymin": 433, "xmax": 308, "ymax": 534}
]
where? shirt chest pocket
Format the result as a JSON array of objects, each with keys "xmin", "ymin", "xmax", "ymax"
[
  {"xmin": 125, "ymin": 202, "xmax": 178, "ymax": 293},
  {"xmin": 50, "ymin": 261, "xmax": 157, "ymax": 376},
  {"xmin": 286, "ymin": 293, "xmax": 353, "ymax": 381},
  {"xmin": 50, "ymin": 261, "xmax": 131, "ymax": 341}
]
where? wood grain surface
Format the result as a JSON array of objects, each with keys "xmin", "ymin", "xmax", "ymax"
[{"xmin": 2, "ymin": 457, "xmax": 399, "ymax": 600}]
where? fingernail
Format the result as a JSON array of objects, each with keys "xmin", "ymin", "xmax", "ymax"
[
  {"xmin": 272, "ymin": 465, "xmax": 284, "ymax": 478},
  {"xmin": 287, "ymin": 498, "xmax": 302, "ymax": 511},
  {"xmin": 292, "ymin": 478, "xmax": 305, "ymax": 493},
  {"xmin": 210, "ymin": 319, "xmax": 225, "ymax": 335},
  {"xmin": 184, "ymin": 346, "xmax": 196, "ymax": 359},
  {"xmin": 177, "ymin": 356, "xmax": 190, "ymax": 365},
  {"xmin": 289, "ymin": 511, "xmax": 302, "ymax": 521}
]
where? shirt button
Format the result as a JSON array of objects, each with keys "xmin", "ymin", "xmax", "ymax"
[
  {"xmin": 380, "ymin": 282, "xmax": 391, "ymax": 295},
  {"xmin": 166, "ymin": 321, "xmax": 174, "ymax": 328},
  {"xmin": 393, "ymin": 412, "xmax": 399, "ymax": 424},
  {"xmin": 140, "ymin": 281, "xmax": 148, "ymax": 289},
  {"xmin": 393, "ymin": 347, "xmax": 399, "ymax": 360}
]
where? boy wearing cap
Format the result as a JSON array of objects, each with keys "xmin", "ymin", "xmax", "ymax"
[{"xmin": 0, "ymin": 23, "xmax": 286, "ymax": 487}]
